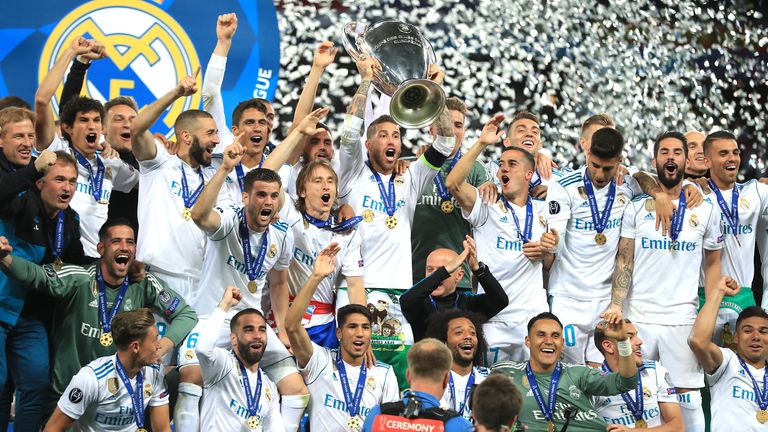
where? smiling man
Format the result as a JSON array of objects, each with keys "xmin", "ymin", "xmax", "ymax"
[
  {"xmin": 684, "ymin": 131, "xmax": 709, "ymax": 179},
  {"xmin": 0, "ymin": 218, "xmax": 196, "ymax": 419}
]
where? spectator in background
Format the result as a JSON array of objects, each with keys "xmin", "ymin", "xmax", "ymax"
[{"xmin": 471, "ymin": 374, "xmax": 522, "ymax": 432}]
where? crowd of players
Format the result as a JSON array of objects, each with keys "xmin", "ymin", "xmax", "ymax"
[{"xmin": 1, "ymin": 11, "xmax": 768, "ymax": 432}]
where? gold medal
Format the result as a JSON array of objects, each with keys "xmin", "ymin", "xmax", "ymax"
[
  {"xmin": 595, "ymin": 232, "xmax": 607, "ymax": 245},
  {"xmin": 362, "ymin": 210, "xmax": 375, "ymax": 223},
  {"xmin": 347, "ymin": 415, "xmax": 362, "ymax": 430},
  {"xmin": 182, "ymin": 208, "xmax": 192, "ymax": 221},
  {"xmin": 100, "ymin": 332, "xmax": 113, "ymax": 347},
  {"xmin": 98, "ymin": 199, "xmax": 109, "ymax": 205},
  {"xmin": 440, "ymin": 200, "xmax": 454, "ymax": 213},
  {"xmin": 757, "ymin": 409, "xmax": 768, "ymax": 423},
  {"xmin": 635, "ymin": 418, "xmax": 648, "ymax": 428},
  {"xmin": 385, "ymin": 216, "xmax": 398, "ymax": 229},
  {"xmin": 248, "ymin": 280, "xmax": 258, "ymax": 294},
  {"xmin": 53, "ymin": 257, "xmax": 63, "ymax": 271},
  {"xmin": 547, "ymin": 420, "xmax": 556, "ymax": 432},
  {"xmin": 247, "ymin": 415, "xmax": 260, "ymax": 429}
]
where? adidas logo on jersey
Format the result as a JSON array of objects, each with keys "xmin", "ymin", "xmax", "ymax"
[
  {"xmin": 499, "ymin": 216, "xmax": 509, "ymax": 223},
  {"xmin": 643, "ymin": 213, "xmax": 655, "ymax": 221}
]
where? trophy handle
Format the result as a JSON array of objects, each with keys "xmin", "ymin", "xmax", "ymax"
[{"xmin": 342, "ymin": 22, "xmax": 369, "ymax": 62}]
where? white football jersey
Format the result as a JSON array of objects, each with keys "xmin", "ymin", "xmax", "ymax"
[
  {"xmin": 136, "ymin": 140, "xmax": 215, "ymax": 279},
  {"xmin": 759, "ymin": 214, "xmax": 768, "ymax": 310},
  {"xmin": 57, "ymin": 355, "xmax": 168, "ymax": 432},
  {"xmin": 440, "ymin": 367, "xmax": 489, "ymax": 421},
  {"xmin": 211, "ymin": 156, "xmax": 265, "ymax": 209},
  {"xmin": 277, "ymin": 158, "xmax": 342, "ymax": 202},
  {"xmin": 48, "ymin": 139, "xmax": 139, "ymax": 257},
  {"xmin": 621, "ymin": 194, "xmax": 722, "ymax": 325},
  {"xmin": 462, "ymin": 188, "xmax": 550, "ymax": 322},
  {"xmin": 708, "ymin": 348, "xmax": 768, "ymax": 432},
  {"xmin": 484, "ymin": 160, "xmax": 564, "ymax": 190},
  {"xmin": 593, "ymin": 360, "xmax": 677, "ymax": 428},
  {"xmin": 300, "ymin": 342, "xmax": 400, "ymax": 432},
  {"xmin": 547, "ymin": 168, "xmax": 644, "ymax": 300},
  {"xmin": 194, "ymin": 206, "xmax": 293, "ymax": 318}
]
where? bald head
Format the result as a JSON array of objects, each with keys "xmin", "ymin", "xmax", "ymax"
[
  {"xmin": 425, "ymin": 248, "xmax": 464, "ymax": 298},
  {"xmin": 684, "ymin": 130, "xmax": 707, "ymax": 175}
]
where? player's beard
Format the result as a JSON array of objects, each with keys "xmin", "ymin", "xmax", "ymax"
[
  {"xmin": 237, "ymin": 339, "xmax": 265, "ymax": 365},
  {"xmin": 656, "ymin": 160, "xmax": 684, "ymax": 189},
  {"xmin": 189, "ymin": 136, "xmax": 211, "ymax": 167},
  {"xmin": 449, "ymin": 344, "xmax": 474, "ymax": 368}
]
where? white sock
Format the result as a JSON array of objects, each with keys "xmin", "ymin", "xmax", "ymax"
[
  {"xmin": 281, "ymin": 394, "xmax": 310, "ymax": 432},
  {"xmin": 175, "ymin": 382, "xmax": 202, "ymax": 432},
  {"xmin": 678, "ymin": 390, "xmax": 705, "ymax": 432}
]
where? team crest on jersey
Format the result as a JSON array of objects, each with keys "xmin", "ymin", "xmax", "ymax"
[
  {"xmin": 159, "ymin": 290, "xmax": 172, "ymax": 305},
  {"xmin": 38, "ymin": 0, "xmax": 201, "ymax": 138},
  {"xmin": 105, "ymin": 166, "xmax": 113, "ymax": 180},
  {"xmin": 268, "ymin": 244, "xmax": 277, "ymax": 258},
  {"xmin": 366, "ymin": 375, "xmax": 377, "ymax": 391},
  {"xmin": 539, "ymin": 215, "xmax": 547, "ymax": 228},
  {"xmin": 689, "ymin": 214, "xmax": 699, "ymax": 228},
  {"xmin": 578, "ymin": 186, "xmax": 587, "ymax": 199},
  {"xmin": 740, "ymin": 197, "xmax": 750, "ymax": 210},
  {"xmin": 394, "ymin": 175, "xmax": 405, "ymax": 186},
  {"xmin": 144, "ymin": 382, "xmax": 153, "ymax": 398},
  {"xmin": 645, "ymin": 199, "xmax": 655, "ymax": 212},
  {"xmin": 107, "ymin": 377, "xmax": 119, "ymax": 395},
  {"xmin": 185, "ymin": 350, "xmax": 194, "ymax": 360},
  {"xmin": 616, "ymin": 193, "xmax": 627, "ymax": 206},
  {"xmin": 548, "ymin": 201, "xmax": 560, "ymax": 215},
  {"xmin": 265, "ymin": 387, "xmax": 272, "ymax": 401},
  {"xmin": 568, "ymin": 385, "xmax": 582, "ymax": 399},
  {"xmin": 91, "ymin": 279, "xmax": 98, "ymax": 297},
  {"xmin": 642, "ymin": 386, "xmax": 652, "ymax": 400},
  {"xmin": 124, "ymin": 299, "xmax": 133, "ymax": 310}
]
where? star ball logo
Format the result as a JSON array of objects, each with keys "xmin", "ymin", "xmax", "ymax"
[{"xmin": 38, "ymin": 0, "xmax": 201, "ymax": 138}]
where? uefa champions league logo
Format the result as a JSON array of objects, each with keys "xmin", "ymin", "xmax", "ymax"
[{"xmin": 38, "ymin": 0, "xmax": 201, "ymax": 138}]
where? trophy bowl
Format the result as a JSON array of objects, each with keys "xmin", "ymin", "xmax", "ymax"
[{"xmin": 342, "ymin": 20, "xmax": 446, "ymax": 129}]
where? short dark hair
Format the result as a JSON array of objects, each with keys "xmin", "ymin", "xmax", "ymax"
[
  {"xmin": 581, "ymin": 113, "xmax": 614, "ymax": 136},
  {"xmin": 60, "ymin": 96, "xmax": 105, "ymax": 142},
  {"xmin": 174, "ymin": 109, "xmax": 214, "ymax": 137},
  {"xmin": 594, "ymin": 318, "xmax": 633, "ymax": 355},
  {"xmin": 98, "ymin": 217, "xmax": 135, "ymax": 241},
  {"xmin": 294, "ymin": 160, "xmax": 338, "ymax": 214},
  {"xmin": 112, "ymin": 308, "xmax": 155, "ymax": 349},
  {"xmin": 242, "ymin": 168, "xmax": 282, "ymax": 194},
  {"xmin": 104, "ymin": 96, "xmax": 138, "ymax": 115},
  {"xmin": 0, "ymin": 95, "xmax": 31, "ymax": 110},
  {"xmin": 507, "ymin": 110, "xmax": 539, "ymax": 133},
  {"xmin": 527, "ymin": 312, "xmax": 563, "ymax": 333},
  {"xmin": 502, "ymin": 146, "xmax": 536, "ymax": 171},
  {"xmin": 338, "ymin": 304, "xmax": 373, "ymax": 327},
  {"xmin": 424, "ymin": 309, "xmax": 488, "ymax": 367},
  {"xmin": 736, "ymin": 306, "xmax": 768, "ymax": 331},
  {"xmin": 590, "ymin": 127, "xmax": 625, "ymax": 160},
  {"xmin": 366, "ymin": 115, "xmax": 400, "ymax": 140},
  {"xmin": 472, "ymin": 374, "xmax": 522, "ymax": 430},
  {"xmin": 230, "ymin": 308, "xmax": 267, "ymax": 332},
  {"xmin": 231, "ymin": 99, "xmax": 268, "ymax": 127},
  {"xmin": 703, "ymin": 130, "xmax": 737, "ymax": 155},
  {"xmin": 653, "ymin": 131, "xmax": 688, "ymax": 159},
  {"xmin": 52, "ymin": 150, "xmax": 77, "ymax": 170}
]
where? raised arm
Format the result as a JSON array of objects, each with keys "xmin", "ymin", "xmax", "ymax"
[
  {"xmin": 632, "ymin": 171, "xmax": 674, "ymax": 236},
  {"xmin": 287, "ymin": 41, "xmax": 338, "ymax": 137},
  {"xmin": 602, "ymin": 236, "xmax": 635, "ymax": 324},
  {"xmin": 131, "ymin": 70, "xmax": 199, "ymax": 161},
  {"xmin": 202, "ymin": 13, "xmax": 237, "ymax": 152},
  {"xmin": 285, "ymin": 243, "xmax": 340, "ymax": 368},
  {"xmin": 262, "ymin": 107, "xmax": 328, "ymax": 171},
  {"xmin": 190, "ymin": 141, "xmax": 243, "ymax": 232},
  {"xmin": 689, "ymin": 277, "xmax": 739, "ymax": 373}
]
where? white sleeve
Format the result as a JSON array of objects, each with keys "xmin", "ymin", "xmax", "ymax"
[
  {"xmin": 340, "ymin": 229, "xmax": 364, "ymax": 278},
  {"xmin": 57, "ymin": 367, "xmax": 98, "ymax": 421},
  {"xmin": 545, "ymin": 182, "xmax": 571, "ymax": 251},
  {"xmin": 202, "ymin": 53, "xmax": 234, "ymax": 153},
  {"xmin": 138, "ymin": 139, "xmax": 172, "ymax": 172},
  {"xmin": 703, "ymin": 204, "xmax": 724, "ymax": 251},
  {"xmin": 706, "ymin": 347, "xmax": 733, "ymax": 385},
  {"xmin": 148, "ymin": 367, "xmax": 170, "ymax": 407},
  {"xmin": 620, "ymin": 201, "xmax": 638, "ymax": 239},
  {"xmin": 298, "ymin": 342, "xmax": 330, "ymax": 385},
  {"xmin": 407, "ymin": 157, "xmax": 440, "ymax": 202},
  {"xmin": 208, "ymin": 206, "xmax": 238, "ymax": 240},
  {"xmin": 338, "ymin": 116, "xmax": 365, "ymax": 201},
  {"xmin": 264, "ymin": 381, "xmax": 286, "ymax": 432},
  {"xmin": 757, "ymin": 182, "xmax": 768, "ymax": 217},
  {"xmin": 48, "ymin": 136, "xmax": 69, "ymax": 152},
  {"xmin": 381, "ymin": 366, "xmax": 400, "ymax": 403},
  {"xmin": 460, "ymin": 187, "xmax": 489, "ymax": 227},
  {"xmin": 654, "ymin": 364, "xmax": 678, "ymax": 404},
  {"xmin": 195, "ymin": 307, "xmax": 234, "ymax": 387},
  {"xmin": 112, "ymin": 159, "xmax": 140, "ymax": 192},
  {"xmin": 623, "ymin": 175, "xmax": 644, "ymax": 198},
  {"xmin": 274, "ymin": 227, "xmax": 293, "ymax": 271}
]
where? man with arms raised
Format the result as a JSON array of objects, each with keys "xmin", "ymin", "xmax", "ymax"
[
  {"xmin": 493, "ymin": 313, "xmax": 638, "ymax": 431},
  {"xmin": 603, "ymin": 131, "xmax": 724, "ymax": 431},
  {"xmin": 593, "ymin": 320, "xmax": 683, "ymax": 430},
  {"xmin": 445, "ymin": 115, "xmax": 559, "ymax": 364},
  {"xmin": 286, "ymin": 243, "xmax": 399, "ymax": 431},
  {"xmin": 196, "ymin": 286, "xmax": 283, "ymax": 430},
  {"xmin": 43, "ymin": 309, "xmax": 170, "ymax": 432},
  {"xmin": 690, "ymin": 277, "xmax": 768, "ymax": 432}
]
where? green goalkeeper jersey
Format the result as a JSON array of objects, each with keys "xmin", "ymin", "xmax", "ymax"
[{"xmin": 4, "ymin": 256, "xmax": 197, "ymax": 395}]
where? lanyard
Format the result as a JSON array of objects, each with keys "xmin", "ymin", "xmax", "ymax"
[
  {"xmin": 234, "ymin": 156, "xmax": 265, "ymax": 194},
  {"xmin": 603, "ymin": 362, "xmax": 644, "ymax": 422},
  {"xmin": 708, "ymin": 179, "xmax": 740, "ymax": 238},
  {"xmin": 433, "ymin": 152, "xmax": 461, "ymax": 200},
  {"xmin": 738, "ymin": 356, "xmax": 768, "ymax": 410},
  {"xmin": 239, "ymin": 209, "xmax": 269, "ymax": 282},
  {"xmin": 180, "ymin": 163, "xmax": 205, "ymax": 209},
  {"xmin": 670, "ymin": 188, "xmax": 687, "ymax": 244},
  {"xmin": 336, "ymin": 352, "xmax": 367, "ymax": 417},
  {"xmin": 501, "ymin": 195, "xmax": 533, "ymax": 243},
  {"xmin": 525, "ymin": 362, "xmax": 561, "ymax": 423},
  {"xmin": 236, "ymin": 356, "xmax": 263, "ymax": 418},
  {"xmin": 114, "ymin": 355, "xmax": 145, "ymax": 429},
  {"xmin": 429, "ymin": 292, "xmax": 460, "ymax": 311},
  {"xmin": 73, "ymin": 149, "xmax": 105, "ymax": 202},
  {"xmin": 583, "ymin": 171, "xmax": 616, "ymax": 234},
  {"xmin": 366, "ymin": 161, "xmax": 397, "ymax": 216},
  {"xmin": 448, "ymin": 370, "xmax": 476, "ymax": 415},
  {"xmin": 303, "ymin": 213, "xmax": 362, "ymax": 233},
  {"xmin": 96, "ymin": 269, "xmax": 129, "ymax": 333},
  {"xmin": 50, "ymin": 211, "xmax": 65, "ymax": 258}
]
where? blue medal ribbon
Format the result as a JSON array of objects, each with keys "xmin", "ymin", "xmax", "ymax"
[
  {"xmin": 236, "ymin": 356, "xmax": 263, "ymax": 418},
  {"xmin": 670, "ymin": 188, "xmax": 687, "ymax": 244},
  {"xmin": 96, "ymin": 269, "xmax": 129, "ymax": 334},
  {"xmin": 239, "ymin": 209, "xmax": 270, "ymax": 282},
  {"xmin": 448, "ymin": 370, "xmax": 476, "ymax": 415},
  {"xmin": 708, "ymin": 179, "xmax": 740, "ymax": 239},
  {"xmin": 501, "ymin": 195, "xmax": 533, "ymax": 243},
  {"xmin": 73, "ymin": 150, "xmax": 105, "ymax": 202},
  {"xmin": 526, "ymin": 362, "xmax": 561, "ymax": 423},
  {"xmin": 738, "ymin": 356, "xmax": 768, "ymax": 411},
  {"xmin": 113, "ymin": 355, "xmax": 145, "ymax": 429},
  {"xmin": 303, "ymin": 213, "xmax": 362, "ymax": 233},
  {"xmin": 603, "ymin": 362, "xmax": 644, "ymax": 423},
  {"xmin": 366, "ymin": 161, "xmax": 396, "ymax": 217},
  {"xmin": 51, "ymin": 211, "xmax": 65, "ymax": 259},
  {"xmin": 433, "ymin": 152, "xmax": 461, "ymax": 201},
  {"xmin": 336, "ymin": 352, "xmax": 367, "ymax": 418},
  {"xmin": 180, "ymin": 163, "xmax": 205, "ymax": 209},
  {"xmin": 429, "ymin": 292, "xmax": 460, "ymax": 311},
  {"xmin": 234, "ymin": 156, "xmax": 265, "ymax": 194},
  {"xmin": 583, "ymin": 171, "xmax": 616, "ymax": 234}
]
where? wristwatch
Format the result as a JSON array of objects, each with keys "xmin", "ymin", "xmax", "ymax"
[{"xmin": 472, "ymin": 261, "xmax": 488, "ymax": 276}]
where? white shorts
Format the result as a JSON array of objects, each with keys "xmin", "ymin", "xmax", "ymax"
[
  {"xmin": 147, "ymin": 269, "xmax": 199, "ymax": 366},
  {"xmin": 551, "ymin": 296, "xmax": 608, "ymax": 365},
  {"xmin": 483, "ymin": 317, "xmax": 535, "ymax": 366},
  {"xmin": 178, "ymin": 316, "xmax": 297, "ymax": 384},
  {"xmin": 632, "ymin": 322, "xmax": 703, "ymax": 388}
]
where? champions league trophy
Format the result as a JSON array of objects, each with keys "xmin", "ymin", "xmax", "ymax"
[{"xmin": 342, "ymin": 20, "xmax": 446, "ymax": 129}]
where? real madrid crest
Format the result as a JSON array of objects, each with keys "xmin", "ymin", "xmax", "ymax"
[
  {"xmin": 642, "ymin": 386, "xmax": 652, "ymax": 400},
  {"xmin": 689, "ymin": 214, "xmax": 699, "ymax": 228},
  {"xmin": 539, "ymin": 215, "xmax": 547, "ymax": 228},
  {"xmin": 578, "ymin": 186, "xmax": 587, "ymax": 199},
  {"xmin": 91, "ymin": 279, "xmax": 98, "ymax": 297},
  {"xmin": 105, "ymin": 166, "xmax": 113, "ymax": 180},
  {"xmin": 616, "ymin": 193, "xmax": 627, "ymax": 206},
  {"xmin": 143, "ymin": 382, "xmax": 153, "ymax": 398},
  {"xmin": 185, "ymin": 350, "xmax": 195, "ymax": 360},
  {"xmin": 366, "ymin": 375, "xmax": 376, "ymax": 391},
  {"xmin": 394, "ymin": 175, "xmax": 405, "ymax": 186},
  {"xmin": 740, "ymin": 197, "xmax": 750, "ymax": 210},
  {"xmin": 265, "ymin": 387, "xmax": 272, "ymax": 401},
  {"xmin": 268, "ymin": 244, "xmax": 277, "ymax": 258}
]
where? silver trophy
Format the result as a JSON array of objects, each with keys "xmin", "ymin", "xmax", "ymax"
[{"xmin": 342, "ymin": 20, "xmax": 446, "ymax": 129}]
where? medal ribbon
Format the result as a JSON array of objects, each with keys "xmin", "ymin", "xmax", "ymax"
[
  {"xmin": 429, "ymin": 293, "xmax": 460, "ymax": 311},
  {"xmin": 303, "ymin": 213, "xmax": 363, "ymax": 233},
  {"xmin": 73, "ymin": 150, "xmax": 105, "ymax": 202},
  {"xmin": 51, "ymin": 211, "xmax": 65, "ymax": 259},
  {"xmin": 670, "ymin": 188, "xmax": 687, "ymax": 244},
  {"xmin": 96, "ymin": 269, "xmax": 129, "ymax": 334},
  {"xmin": 738, "ymin": 356, "xmax": 768, "ymax": 411},
  {"xmin": 239, "ymin": 209, "xmax": 270, "ymax": 282},
  {"xmin": 448, "ymin": 370, "xmax": 476, "ymax": 415},
  {"xmin": 114, "ymin": 355, "xmax": 145, "ymax": 429},
  {"xmin": 602, "ymin": 362, "xmax": 644, "ymax": 422},
  {"xmin": 180, "ymin": 163, "xmax": 205, "ymax": 209},
  {"xmin": 234, "ymin": 156, "xmax": 265, "ymax": 194},
  {"xmin": 583, "ymin": 171, "xmax": 616, "ymax": 234},
  {"xmin": 236, "ymin": 356, "xmax": 263, "ymax": 418},
  {"xmin": 501, "ymin": 195, "xmax": 533, "ymax": 243},
  {"xmin": 526, "ymin": 362, "xmax": 561, "ymax": 423},
  {"xmin": 366, "ymin": 162, "xmax": 397, "ymax": 217},
  {"xmin": 336, "ymin": 352, "xmax": 367, "ymax": 417},
  {"xmin": 433, "ymin": 152, "xmax": 461, "ymax": 201},
  {"xmin": 708, "ymin": 179, "xmax": 740, "ymax": 238}
]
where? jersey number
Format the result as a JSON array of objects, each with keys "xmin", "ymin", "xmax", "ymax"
[{"xmin": 564, "ymin": 325, "xmax": 576, "ymax": 347}]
